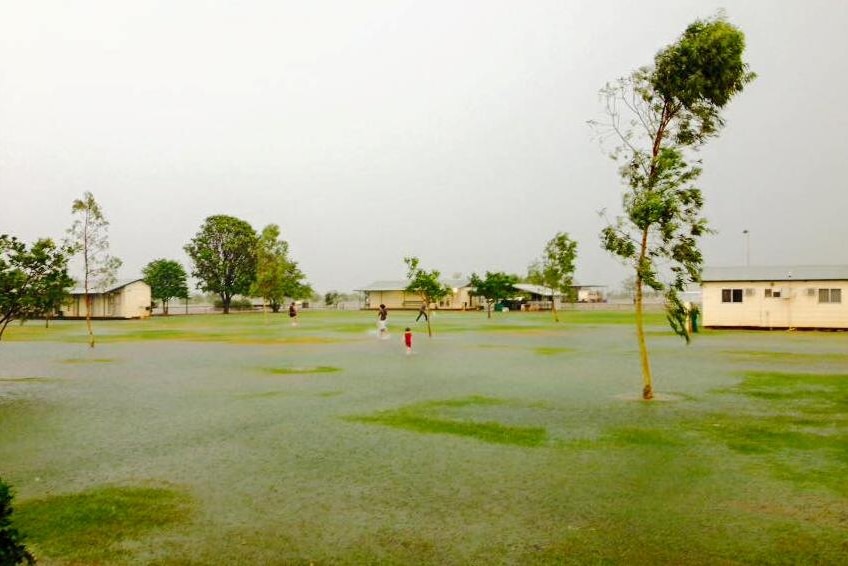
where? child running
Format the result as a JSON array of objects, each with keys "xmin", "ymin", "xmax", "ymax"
[
  {"xmin": 288, "ymin": 302, "xmax": 298, "ymax": 326},
  {"xmin": 404, "ymin": 327, "xmax": 413, "ymax": 355}
]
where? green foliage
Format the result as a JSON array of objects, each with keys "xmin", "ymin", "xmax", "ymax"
[
  {"xmin": 0, "ymin": 235, "xmax": 75, "ymax": 341},
  {"xmin": 404, "ymin": 256, "xmax": 451, "ymax": 337},
  {"xmin": 594, "ymin": 15, "xmax": 754, "ymax": 397},
  {"xmin": 527, "ymin": 232, "xmax": 578, "ymax": 320},
  {"xmin": 184, "ymin": 215, "xmax": 258, "ymax": 314},
  {"xmin": 142, "ymin": 259, "xmax": 188, "ymax": 315},
  {"xmin": 250, "ymin": 224, "xmax": 312, "ymax": 313},
  {"xmin": 0, "ymin": 479, "xmax": 34, "ymax": 565},
  {"xmin": 469, "ymin": 271, "xmax": 518, "ymax": 318},
  {"xmin": 324, "ymin": 291, "xmax": 341, "ymax": 306}
]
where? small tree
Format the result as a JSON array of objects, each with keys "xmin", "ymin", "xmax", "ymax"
[
  {"xmin": 65, "ymin": 192, "xmax": 122, "ymax": 348},
  {"xmin": 250, "ymin": 224, "xmax": 312, "ymax": 313},
  {"xmin": 593, "ymin": 15, "xmax": 754, "ymax": 399},
  {"xmin": 142, "ymin": 259, "xmax": 189, "ymax": 315},
  {"xmin": 0, "ymin": 235, "xmax": 75, "ymax": 341},
  {"xmin": 404, "ymin": 256, "xmax": 451, "ymax": 338},
  {"xmin": 0, "ymin": 479, "xmax": 35, "ymax": 565},
  {"xmin": 324, "ymin": 291, "xmax": 341, "ymax": 307},
  {"xmin": 469, "ymin": 271, "xmax": 518, "ymax": 319},
  {"xmin": 527, "ymin": 232, "xmax": 578, "ymax": 322},
  {"xmin": 184, "ymin": 215, "xmax": 258, "ymax": 314}
]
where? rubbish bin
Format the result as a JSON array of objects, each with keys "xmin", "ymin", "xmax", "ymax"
[
  {"xmin": 691, "ymin": 309, "xmax": 699, "ymax": 333},
  {"xmin": 494, "ymin": 303, "xmax": 503, "ymax": 312}
]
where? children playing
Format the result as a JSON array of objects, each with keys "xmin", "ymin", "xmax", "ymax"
[{"xmin": 404, "ymin": 327, "xmax": 412, "ymax": 355}]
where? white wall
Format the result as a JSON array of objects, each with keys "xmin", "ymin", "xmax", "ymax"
[{"xmin": 702, "ymin": 280, "xmax": 847, "ymax": 329}]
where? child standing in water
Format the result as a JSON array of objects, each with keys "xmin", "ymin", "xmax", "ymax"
[{"xmin": 404, "ymin": 327, "xmax": 413, "ymax": 355}]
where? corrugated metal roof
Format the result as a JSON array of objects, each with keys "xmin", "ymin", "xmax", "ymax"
[
  {"xmin": 513, "ymin": 283, "xmax": 559, "ymax": 297},
  {"xmin": 70, "ymin": 278, "xmax": 145, "ymax": 295},
  {"xmin": 356, "ymin": 279, "xmax": 470, "ymax": 292},
  {"xmin": 702, "ymin": 266, "xmax": 848, "ymax": 282}
]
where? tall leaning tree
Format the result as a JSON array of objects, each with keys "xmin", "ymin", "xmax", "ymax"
[
  {"xmin": 184, "ymin": 215, "xmax": 258, "ymax": 314},
  {"xmin": 592, "ymin": 15, "xmax": 755, "ymax": 399},
  {"xmin": 66, "ymin": 192, "xmax": 122, "ymax": 348}
]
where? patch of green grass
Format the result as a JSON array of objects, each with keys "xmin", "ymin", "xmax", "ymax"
[
  {"xmin": 723, "ymin": 350, "xmax": 848, "ymax": 365},
  {"xmin": 14, "ymin": 485, "xmax": 191, "ymax": 562},
  {"xmin": 533, "ymin": 346, "xmax": 574, "ymax": 356},
  {"xmin": 0, "ymin": 377, "xmax": 57, "ymax": 383},
  {"xmin": 346, "ymin": 396, "xmax": 547, "ymax": 447},
  {"xmin": 262, "ymin": 366, "xmax": 341, "ymax": 375}
]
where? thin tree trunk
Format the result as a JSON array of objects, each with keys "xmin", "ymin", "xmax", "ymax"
[
  {"xmin": 0, "ymin": 317, "xmax": 12, "ymax": 340},
  {"xmin": 83, "ymin": 210, "xmax": 95, "ymax": 348},
  {"xmin": 426, "ymin": 303, "xmax": 432, "ymax": 338},
  {"xmin": 636, "ymin": 229, "xmax": 653, "ymax": 400},
  {"xmin": 551, "ymin": 298, "xmax": 559, "ymax": 322},
  {"xmin": 85, "ymin": 293, "xmax": 94, "ymax": 348},
  {"xmin": 487, "ymin": 302, "xmax": 491, "ymax": 319}
]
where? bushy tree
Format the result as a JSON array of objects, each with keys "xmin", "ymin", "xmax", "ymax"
[
  {"xmin": 184, "ymin": 215, "xmax": 258, "ymax": 314},
  {"xmin": 0, "ymin": 479, "xmax": 34, "ymax": 565},
  {"xmin": 142, "ymin": 259, "xmax": 189, "ymax": 315},
  {"xmin": 404, "ymin": 257, "xmax": 451, "ymax": 338},
  {"xmin": 0, "ymin": 235, "xmax": 75, "ymax": 341},
  {"xmin": 527, "ymin": 232, "xmax": 578, "ymax": 322},
  {"xmin": 469, "ymin": 271, "xmax": 518, "ymax": 319},
  {"xmin": 250, "ymin": 224, "xmax": 312, "ymax": 313},
  {"xmin": 324, "ymin": 291, "xmax": 341, "ymax": 307},
  {"xmin": 66, "ymin": 192, "xmax": 122, "ymax": 348},
  {"xmin": 593, "ymin": 15, "xmax": 754, "ymax": 399}
]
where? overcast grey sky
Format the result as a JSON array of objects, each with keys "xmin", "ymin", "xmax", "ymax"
[{"xmin": 2, "ymin": 1, "xmax": 846, "ymax": 293}]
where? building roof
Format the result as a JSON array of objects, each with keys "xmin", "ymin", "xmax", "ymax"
[
  {"xmin": 513, "ymin": 283, "xmax": 559, "ymax": 297},
  {"xmin": 702, "ymin": 266, "xmax": 848, "ymax": 283},
  {"xmin": 356, "ymin": 279, "xmax": 471, "ymax": 292},
  {"xmin": 70, "ymin": 278, "xmax": 146, "ymax": 295}
]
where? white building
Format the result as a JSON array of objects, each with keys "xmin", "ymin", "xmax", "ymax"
[
  {"xmin": 701, "ymin": 266, "xmax": 847, "ymax": 329},
  {"xmin": 65, "ymin": 279, "xmax": 152, "ymax": 319}
]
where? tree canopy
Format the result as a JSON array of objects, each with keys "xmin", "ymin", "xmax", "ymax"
[
  {"xmin": 66, "ymin": 192, "xmax": 122, "ymax": 348},
  {"xmin": 142, "ymin": 259, "xmax": 189, "ymax": 315},
  {"xmin": 251, "ymin": 224, "xmax": 312, "ymax": 312},
  {"xmin": 469, "ymin": 271, "xmax": 518, "ymax": 319},
  {"xmin": 0, "ymin": 235, "xmax": 75, "ymax": 341},
  {"xmin": 184, "ymin": 215, "xmax": 258, "ymax": 314},
  {"xmin": 527, "ymin": 232, "xmax": 577, "ymax": 322},
  {"xmin": 404, "ymin": 256, "xmax": 451, "ymax": 338},
  {"xmin": 594, "ymin": 14, "xmax": 754, "ymax": 399}
]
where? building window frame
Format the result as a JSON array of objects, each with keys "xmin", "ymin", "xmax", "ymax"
[
  {"xmin": 721, "ymin": 288, "xmax": 743, "ymax": 303},
  {"xmin": 818, "ymin": 288, "xmax": 842, "ymax": 304}
]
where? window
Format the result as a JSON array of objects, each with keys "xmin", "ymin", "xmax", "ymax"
[
  {"xmin": 765, "ymin": 289, "xmax": 781, "ymax": 298},
  {"xmin": 818, "ymin": 288, "xmax": 842, "ymax": 304},
  {"xmin": 722, "ymin": 289, "xmax": 743, "ymax": 303}
]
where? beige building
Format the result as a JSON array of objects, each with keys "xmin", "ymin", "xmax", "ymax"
[
  {"xmin": 701, "ymin": 266, "xmax": 847, "ymax": 329},
  {"xmin": 65, "ymin": 279, "xmax": 152, "ymax": 319},
  {"xmin": 357, "ymin": 279, "xmax": 477, "ymax": 310}
]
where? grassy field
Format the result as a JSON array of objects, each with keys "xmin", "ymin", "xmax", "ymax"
[{"xmin": 1, "ymin": 310, "xmax": 846, "ymax": 564}]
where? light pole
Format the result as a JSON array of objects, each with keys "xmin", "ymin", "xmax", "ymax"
[{"xmin": 743, "ymin": 229, "xmax": 750, "ymax": 266}]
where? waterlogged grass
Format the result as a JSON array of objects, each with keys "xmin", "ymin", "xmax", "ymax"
[
  {"xmin": 14, "ymin": 485, "xmax": 191, "ymax": 563},
  {"xmin": 262, "ymin": 365, "xmax": 341, "ymax": 375},
  {"xmin": 699, "ymin": 370, "xmax": 848, "ymax": 494},
  {"xmin": 347, "ymin": 396, "xmax": 548, "ymax": 447},
  {"xmin": 2, "ymin": 311, "xmax": 847, "ymax": 563}
]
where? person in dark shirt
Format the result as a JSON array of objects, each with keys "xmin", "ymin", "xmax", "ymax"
[
  {"xmin": 377, "ymin": 304, "xmax": 388, "ymax": 339},
  {"xmin": 415, "ymin": 303, "xmax": 428, "ymax": 322},
  {"xmin": 288, "ymin": 302, "xmax": 298, "ymax": 326}
]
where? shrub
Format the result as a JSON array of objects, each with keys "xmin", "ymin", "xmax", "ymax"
[{"xmin": 0, "ymin": 478, "xmax": 34, "ymax": 565}]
